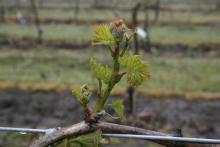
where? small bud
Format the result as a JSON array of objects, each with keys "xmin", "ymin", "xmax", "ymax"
[
  {"xmin": 72, "ymin": 85, "xmax": 91, "ymax": 107},
  {"xmin": 111, "ymin": 18, "xmax": 124, "ymax": 27},
  {"xmin": 81, "ymin": 84, "xmax": 89, "ymax": 93}
]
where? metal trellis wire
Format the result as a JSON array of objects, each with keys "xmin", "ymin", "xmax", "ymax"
[
  {"xmin": 0, "ymin": 127, "xmax": 55, "ymax": 134},
  {"xmin": 0, "ymin": 127, "xmax": 220, "ymax": 144},
  {"xmin": 103, "ymin": 133, "xmax": 220, "ymax": 144}
]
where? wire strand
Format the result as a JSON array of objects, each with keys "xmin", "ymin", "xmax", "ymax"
[
  {"xmin": 0, "ymin": 127, "xmax": 220, "ymax": 144},
  {"xmin": 0, "ymin": 127, "xmax": 55, "ymax": 134},
  {"xmin": 103, "ymin": 133, "xmax": 220, "ymax": 144}
]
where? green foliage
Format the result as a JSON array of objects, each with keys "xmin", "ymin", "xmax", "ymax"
[
  {"xmin": 119, "ymin": 55, "xmax": 150, "ymax": 86},
  {"xmin": 55, "ymin": 131, "xmax": 102, "ymax": 147},
  {"xmin": 91, "ymin": 20, "xmax": 150, "ymax": 112},
  {"xmin": 112, "ymin": 100, "xmax": 126, "ymax": 123},
  {"xmin": 92, "ymin": 24, "xmax": 115, "ymax": 46},
  {"xmin": 72, "ymin": 85, "xmax": 91, "ymax": 107},
  {"xmin": 90, "ymin": 58, "xmax": 112, "ymax": 84},
  {"xmin": 74, "ymin": 19, "xmax": 150, "ymax": 121},
  {"xmin": 68, "ymin": 130, "xmax": 102, "ymax": 147},
  {"xmin": 55, "ymin": 138, "xmax": 69, "ymax": 147}
]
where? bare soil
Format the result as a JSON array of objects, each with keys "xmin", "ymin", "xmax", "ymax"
[
  {"xmin": 0, "ymin": 88, "xmax": 220, "ymax": 139},
  {"xmin": 0, "ymin": 89, "xmax": 220, "ymax": 147}
]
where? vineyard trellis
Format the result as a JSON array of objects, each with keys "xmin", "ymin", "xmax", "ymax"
[
  {"xmin": 1, "ymin": 126, "xmax": 220, "ymax": 144},
  {"xmin": 0, "ymin": 1, "xmax": 220, "ymax": 146}
]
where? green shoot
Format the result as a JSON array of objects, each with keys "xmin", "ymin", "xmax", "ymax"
[{"xmin": 72, "ymin": 19, "xmax": 150, "ymax": 122}]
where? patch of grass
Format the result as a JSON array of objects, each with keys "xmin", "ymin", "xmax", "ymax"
[
  {"xmin": 150, "ymin": 25, "xmax": 220, "ymax": 45},
  {"xmin": 0, "ymin": 132, "xmax": 39, "ymax": 147},
  {"xmin": 145, "ymin": 56, "xmax": 220, "ymax": 91},
  {"xmin": 0, "ymin": 48, "xmax": 220, "ymax": 92},
  {"xmin": 0, "ymin": 24, "xmax": 93, "ymax": 41},
  {"xmin": 1, "ymin": 24, "xmax": 220, "ymax": 45},
  {"xmin": 153, "ymin": 11, "xmax": 220, "ymax": 24},
  {"xmin": 0, "ymin": 33, "xmax": 8, "ymax": 39},
  {"xmin": 5, "ymin": 5, "xmax": 220, "ymax": 24}
]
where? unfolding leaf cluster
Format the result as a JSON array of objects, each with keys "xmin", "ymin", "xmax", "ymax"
[
  {"xmin": 90, "ymin": 59, "xmax": 112, "ymax": 84},
  {"xmin": 119, "ymin": 55, "xmax": 150, "ymax": 86}
]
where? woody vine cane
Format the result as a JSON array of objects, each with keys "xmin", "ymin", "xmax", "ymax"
[{"xmin": 30, "ymin": 19, "xmax": 214, "ymax": 147}]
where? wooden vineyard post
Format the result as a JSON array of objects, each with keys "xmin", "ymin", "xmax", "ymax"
[
  {"xmin": 143, "ymin": 3, "xmax": 151, "ymax": 53},
  {"xmin": 0, "ymin": 5, "xmax": 5, "ymax": 21},
  {"xmin": 154, "ymin": 0, "xmax": 160, "ymax": 22},
  {"xmin": 132, "ymin": 3, "xmax": 141, "ymax": 54},
  {"xmin": 69, "ymin": 0, "xmax": 80, "ymax": 22},
  {"xmin": 38, "ymin": 0, "xmax": 44, "ymax": 9},
  {"xmin": 125, "ymin": 3, "xmax": 141, "ymax": 115},
  {"xmin": 30, "ymin": 0, "xmax": 43, "ymax": 44},
  {"xmin": 93, "ymin": 0, "xmax": 99, "ymax": 8},
  {"xmin": 74, "ymin": 0, "xmax": 79, "ymax": 21}
]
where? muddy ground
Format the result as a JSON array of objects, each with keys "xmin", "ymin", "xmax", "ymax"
[{"xmin": 0, "ymin": 89, "xmax": 220, "ymax": 146}]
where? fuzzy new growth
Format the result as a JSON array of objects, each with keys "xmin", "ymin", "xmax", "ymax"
[
  {"xmin": 32, "ymin": 18, "xmax": 150, "ymax": 147},
  {"xmin": 31, "ymin": 19, "xmax": 210, "ymax": 147},
  {"xmin": 73, "ymin": 19, "xmax": 150, "ymax": 122}
]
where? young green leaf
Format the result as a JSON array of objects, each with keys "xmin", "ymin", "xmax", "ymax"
[
  {"xmin": 92, "ymin": 24, "xmax": 115, "ymax": 46},
  {"xmin": 119, "ymin": 55, "xmax": 150, "ymax": 86},
  {"xmin": 112, "ymin": 100, "xmax": 126, "ymax": 123},
  {"xmin": 90, "ymin": 58, "xmax": 112, "ymax": 84},
  {"xmin": 68, "ymin": 130, "xmax": 102, "ymax": 147},
  {"xmin": 55, "ymin": 138, "xmax": 70, "ymax": 147},
  {"xmin": 72, "ymin": 85, "xmax": 91, "ymax": 107}
]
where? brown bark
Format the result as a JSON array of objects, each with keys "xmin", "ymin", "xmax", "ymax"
[
  {"xmin": 30, "ymin": 122, "xmax": 92, "ymax": 147},
  {"xmin": 30, "ymin": 121, "xmax": 216, "ymax": 147}
]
